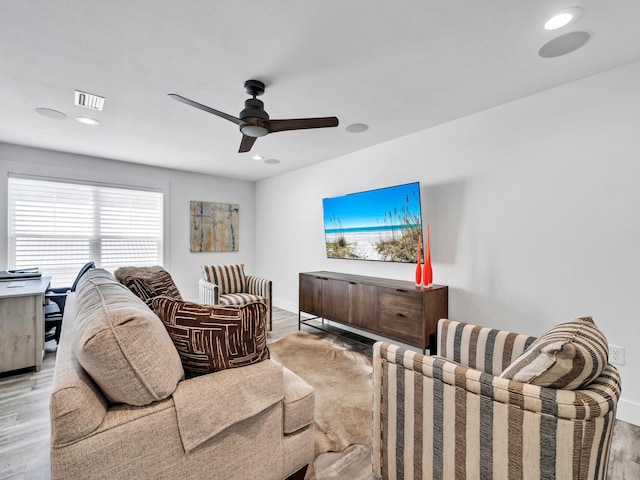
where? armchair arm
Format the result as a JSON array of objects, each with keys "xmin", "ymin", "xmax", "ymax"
[
  {"xmin": 437, "ymin": 319, "xmax": 537, "ymax": 375},
  {"xmin": 246, "ymin": 275, "xmax": 272, "ymax": 331},
  {"xmin": 373, "ymin": 341, "xmax": 621, "ymax": 480},
  {"xmin": 245, "ymin": 275, "xmax": 271, "ymax": 298},
  {"xmin": 198, "ymin": 278, "xmax": 219, "ymax": 305},
  {"xmin": 172, "ymin": 359, "xmax": 284, "ymax": 453}
]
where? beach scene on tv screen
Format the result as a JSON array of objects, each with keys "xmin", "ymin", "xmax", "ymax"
[{"xmin": 323, "ymin": 182, "xmax": 423, "ymax": 263}]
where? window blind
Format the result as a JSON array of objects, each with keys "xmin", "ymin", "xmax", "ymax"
[{"xmin": 8, "ymin": 176, "xmax": 163, "ymax": 287}]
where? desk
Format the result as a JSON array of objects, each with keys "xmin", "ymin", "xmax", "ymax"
[{"xmin": 0, "ymin": 276, "xmax": 51, "ymax": 373}]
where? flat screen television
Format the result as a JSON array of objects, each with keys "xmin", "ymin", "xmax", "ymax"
[{"xmin": 322, "ymin": 182, "xmax": 423, "ymax": 263}]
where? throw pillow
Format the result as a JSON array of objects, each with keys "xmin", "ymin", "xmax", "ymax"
[
  {"xmin": 152, "ymin": 296, "xmax": 269, "ymax": 376},
  {"xmin": 73, "ymin": 269, "xmax": 184, "ymax": 406},
  {"xmin": 499, "ymin": 317, "xmax": 608, "ymax": 390},
  {"xmin": 123, "ymin": 269, "xmax": 182, "ymax": 307},
  {"xmin": 201, "ymin": 264, "xmax": 246, "ymax": 294},
  {"xmin": 114, "ymin": 265, "xmax": 166, "ymax": 284}
]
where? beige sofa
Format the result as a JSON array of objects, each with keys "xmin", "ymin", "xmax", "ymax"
[{"xmin": 50, "ymin": 269, "xmax": 315, "ymax": 480}]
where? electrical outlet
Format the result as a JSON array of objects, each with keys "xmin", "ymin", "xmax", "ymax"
[{"xmin": 609, "ymin": 345, "xmax": 625, "ymax": 366}]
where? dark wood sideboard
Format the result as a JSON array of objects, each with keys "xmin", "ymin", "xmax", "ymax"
[{"xmin": 299, "ymin": 271, "xmax": 448, "ymax": 353}]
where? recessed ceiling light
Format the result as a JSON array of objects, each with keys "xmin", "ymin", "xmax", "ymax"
[
  {"xmin": 264, "ymin": 158, "xmax": 280, "ymax": 165},
  {"xmin": 252, "ymin": 155, "xmax": 264, "ymax": 161},
  {"xmin": 345, "ymin": 123, "xmax": 369, "ymax": 133},
  {"xmin": 544, "ymin": 7, "xmax": 582, "ymax": 30},
  {"xmin": 75, "ymin": 116, "xmax": 100, "ymax": 126},
  {"xmin": 538, "ymin": 31, "xmax": 591, "ymax": 58},
  {"xmin": 35, "ymin": 107, "xmax": 67, "ymax": 120}
]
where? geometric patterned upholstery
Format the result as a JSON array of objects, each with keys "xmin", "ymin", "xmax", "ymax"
[
  {"xmin": 152, "ymin": 296, "xmax": 269, "ymax": 376},
  {"xmin": 373, "ymin": 319, "xmax": 622, "ymax": 480},
  {"xmin": 122, "ymin": 269, "xmax": 182, "ymax": 307}
]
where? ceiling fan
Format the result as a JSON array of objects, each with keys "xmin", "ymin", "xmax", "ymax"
[{"xmin": 168, "ymin": 80, "xmax": 339, "ymax": 153}]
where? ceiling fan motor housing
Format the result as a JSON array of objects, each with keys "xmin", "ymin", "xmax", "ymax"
[{"xmin": 240, "ymin": 98, "xmax": 269, "ymax": 121}]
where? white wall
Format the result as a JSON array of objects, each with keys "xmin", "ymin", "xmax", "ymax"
[
  {"xmin": 255, "ymin": 60, "xmax": 640, "ymax": 425},
  {"xmin": 0, "ymin": 143, "xmax": 256, "ymax": 301}
]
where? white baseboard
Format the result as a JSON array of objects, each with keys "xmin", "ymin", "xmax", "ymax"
[
  {"xmin": 272, "ymin": 298, "xmax": 298, "ymax": 314},
  {"xmin": 617, "ymin": 398, "xmax": 640, "ymax": 426}
]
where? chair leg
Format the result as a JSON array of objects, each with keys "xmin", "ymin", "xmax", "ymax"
[
  {"xmin": 286, "ymin": 464, "xmax": 308, "ymax": 480},
  {"xmin": 54, "ymin": 322, "xmax": 63, "ymax": 343}
]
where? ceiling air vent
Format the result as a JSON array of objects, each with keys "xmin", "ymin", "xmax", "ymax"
[{"xmin": 74, "ymin": 90, "xmax": 105, "ymax": 111}]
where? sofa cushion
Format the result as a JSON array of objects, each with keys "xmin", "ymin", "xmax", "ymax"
[
  {"xmin": 500, "ymin": 317, "xmax": 608, "ymax": 390},
  {"xmin": 282, "ymin": 367, "xmax": 315, "ymax": 434},
  {"xmin": 73, "ymin": 269, "xmax": 184, "ymax": 406},
  {"xmin": 219, "ymin": 293, "xmax": 264, "ymax": 306},
  {"xmin": 201, "ymin": 264, "xmax": 246, "ymax": 294},
  {"xmin": 152, "ymin": 297, "xmax": 269, "ymax": 375},
  {"xmin": 123, "ymin": 269, "xmax": 182, "ymax": 307},
  {"xmin": 172, "ymin": 359, "xmax": 284, "ymax": 453}
]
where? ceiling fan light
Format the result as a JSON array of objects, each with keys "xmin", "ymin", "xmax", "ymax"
[{"xmin": 241, "ymin": 124, "xmax": 268, "ymax": 137}]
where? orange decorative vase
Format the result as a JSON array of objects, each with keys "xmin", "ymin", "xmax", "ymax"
[{"xmin": 415, "ymin": 234, "xmax": 422, "ymax": 286}]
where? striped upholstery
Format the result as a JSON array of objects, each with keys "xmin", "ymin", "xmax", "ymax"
[
  {"xmin": 201, "ymin": 264, "xmax": 246, "ymax": 294},
  {"xmin": 373, "ymin": 319, "xmax": 621, "ymax": 480},
  {"xmin": 219, "ymin": 293, "xmax": 263, "ymax": 306},
  {"xmin": 500, "ymin": 317, "xmax": 609, "ymax": 390},
  {"xmin": 438, "ymin": 319, "xmax": 537, "ymax": 375},
  {"xmin": 199, "ymin": 267, "xmax": 273, "ymax": 331}
]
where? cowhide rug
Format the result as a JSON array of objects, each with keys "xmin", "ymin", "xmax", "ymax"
[{"xmin": 268, "ymin": 331, "xmax": 373, "ymax": 479}]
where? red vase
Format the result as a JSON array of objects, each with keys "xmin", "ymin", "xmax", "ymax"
[
  {"xmin": 415, "ymin": 234, "xmax": 422, "ymax": 286},
  {"xmin": 423, "ymin": 225, "xmax": 433, "ymax": 287}
]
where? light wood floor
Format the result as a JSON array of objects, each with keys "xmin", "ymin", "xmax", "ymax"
[
  {"xmin": 1, "ymin": 308, "xmax": 638, "ymax": 479},
  {"xmin": 0, "ymin": 343, "xmax": 55, "ymax": 479}
]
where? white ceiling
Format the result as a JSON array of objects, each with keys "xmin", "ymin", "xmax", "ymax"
[{"xmin": 2, "ymin": 1, "xmax": 640, "ymax": 182}]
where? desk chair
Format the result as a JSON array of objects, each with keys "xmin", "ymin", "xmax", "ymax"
[{"xmin": 44, "ymin": 262, "xmax": 95, "ymax": 343}]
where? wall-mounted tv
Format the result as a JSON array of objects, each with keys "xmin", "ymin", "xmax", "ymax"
[{"xmin": 322, "ymin": 182, "xmax": 423, "ymax": 263}]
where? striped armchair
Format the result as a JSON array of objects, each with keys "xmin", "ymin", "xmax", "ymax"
[
  {"xmin": 373, "ymin": 319, "xmax": 621, "ymax": 480},
  {"xmin": 199, "ymin": 264, "xmax": 272, "ymax": 330}
]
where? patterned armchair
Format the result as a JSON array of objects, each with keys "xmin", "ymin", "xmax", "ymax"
[
  {"xmin": 199, "ymin": 264, "xmax": 272, "ymax": 330},
  {"xmin": 373, "ymin": 318, "xmax": 621, "ymax": 480}
]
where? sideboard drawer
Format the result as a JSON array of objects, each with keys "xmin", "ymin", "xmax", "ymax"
[{"xmin": 378, "ymin": 288, "xmax": 423, "ymax": 345}]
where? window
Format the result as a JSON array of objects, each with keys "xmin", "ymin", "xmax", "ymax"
[{"xmin": 8, "ymin": 175, "xmax": 163, "ymax": 287}]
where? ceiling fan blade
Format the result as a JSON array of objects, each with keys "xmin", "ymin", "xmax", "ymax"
[
  {"xmin": 168, "ymin": 94, "xmax": 243, "ymax": 126},
  {"xmin": 266, "ymin": 117, "xmax": 339, "ymax": 133},
  {"xmin": 239, "ymin": 134, "xmax": 257, "ymax": 153}
]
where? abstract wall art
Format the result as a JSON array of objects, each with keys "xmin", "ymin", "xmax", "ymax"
[{"xmin": 190, "ymin": 201, "xmax": 239, "ymax": 252}]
